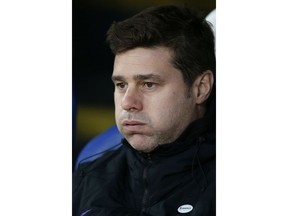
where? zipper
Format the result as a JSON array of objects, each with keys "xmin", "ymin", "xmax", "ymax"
[{"xmin": 140, "ymin": 153, "xmax": 152, "ymax": 215}]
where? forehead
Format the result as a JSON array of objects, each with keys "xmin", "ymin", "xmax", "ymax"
[{"xmin": 112, "ymin": 47, "xmax": 178, "ymax": 78}]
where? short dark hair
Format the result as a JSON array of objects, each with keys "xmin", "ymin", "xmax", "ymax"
[{"xmin": 106, "ymin": 5, "xmax": 215, "ymax": 89}]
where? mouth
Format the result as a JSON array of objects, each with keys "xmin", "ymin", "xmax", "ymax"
[
  {"xmin": 122, "ymin": 120, "xmax": 145, "ymax": 126},
  {"xmin": 121, "ymin": 120, "xmax": 146, "ymax": 132}
]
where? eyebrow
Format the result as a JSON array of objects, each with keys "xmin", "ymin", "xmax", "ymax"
[{"xmin": 112, "ymin": 74, "xmax": 163, "ymax": 82}]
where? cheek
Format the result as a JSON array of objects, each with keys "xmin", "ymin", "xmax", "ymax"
[
  {"xmin": 114, "ymin": 93, "xmax": 122, "ymax": 109},
  {"xmin": 115, "ymin": 106, "xmax": 122, "ymax": 120},
  {"xmin": 147, "ymin": 96, "xmax": 179, "ymax": 122},
  {"xmin": 114, "ymin": 97, "xmax": 122, "ymax": 121},
  {"xmin": 153, "ymin": 93, "xmax": 193, "ymax": 121},
  {"xmin": 114, "ymin": 92, "xmax": 120, "ymax": 105},
  {"xmin": 152, "ymin": 91, "xmax": 180, "ymax": 110}
]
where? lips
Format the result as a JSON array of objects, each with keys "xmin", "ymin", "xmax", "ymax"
[
  {"xmin": 121, "ymin": 120, "xmax": 146, "ymax": 132},
  {"xmin": 122, "ymin": 120, "xmax": 145, "ymax": 126}
]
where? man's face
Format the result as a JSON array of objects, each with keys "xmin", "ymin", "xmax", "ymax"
[{"xmin": 112, "ymin": 47, "xmax": 198, "ymax": 152}]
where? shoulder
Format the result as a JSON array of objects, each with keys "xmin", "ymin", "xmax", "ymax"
[
  {"xmin": 76, "ymin": 146, "xmax": 127, "ymax": 176},
  {"xmin": 73, "ymin": 146, "xmax": 129, "ymax": 215}
]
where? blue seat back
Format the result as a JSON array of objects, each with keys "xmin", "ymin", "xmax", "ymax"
[{"xmin": 75, "ymin": 125, "xmax": 123, "ymax": 170}]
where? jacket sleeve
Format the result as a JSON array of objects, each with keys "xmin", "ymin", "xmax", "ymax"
[{"xmin": 73, "ymin": 159, "xmax": 144, "ymax": 216}]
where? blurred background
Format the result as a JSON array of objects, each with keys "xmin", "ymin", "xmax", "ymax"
[{"xmin": 72, "ymin": 0, "xmax": 216, "ymax": 168}]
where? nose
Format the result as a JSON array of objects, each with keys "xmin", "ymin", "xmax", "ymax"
[{"xmin": 121, "ymin": 86, "xmax": 143, "ymax": 112}]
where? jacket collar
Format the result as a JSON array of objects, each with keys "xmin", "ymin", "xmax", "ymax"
[{"xmin": 122, "ymin": 115, "xmax": 215, "ymax": 160}]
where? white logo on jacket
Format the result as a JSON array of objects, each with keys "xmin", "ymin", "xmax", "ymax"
[{"xmin": 177, "ymin": 204, "xmax": 193, "ymax": 213}]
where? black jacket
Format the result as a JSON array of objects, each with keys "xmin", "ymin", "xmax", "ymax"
[{"xmin": 73, "ymin": 117, "xmax": 215, "ymax": 216}]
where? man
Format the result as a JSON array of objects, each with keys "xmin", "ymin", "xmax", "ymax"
[{"xmin": 73, "ymin": 5, "xmax": 216, "ymax": 216}]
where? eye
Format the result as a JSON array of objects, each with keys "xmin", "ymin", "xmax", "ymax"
[
  {"xmin": 115, "ymin": 82, "xmax": 127, "ymax": 90},
  {"xmin": 143, "ymin": 82, "xmax": 157, "ymax": 89}
]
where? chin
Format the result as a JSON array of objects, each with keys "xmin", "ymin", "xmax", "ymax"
[
  {"xmin": 127, "ymin": 135, "xmax": 157, "ymax": 153},
  {"xmin": 132, "ymin": 145, "xmax": 156, "ymax": 153}
]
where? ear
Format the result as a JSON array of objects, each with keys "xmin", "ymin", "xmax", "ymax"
[{"xmin": 192, "ymin": 70, "xmax": 214, "ymax": 105}]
